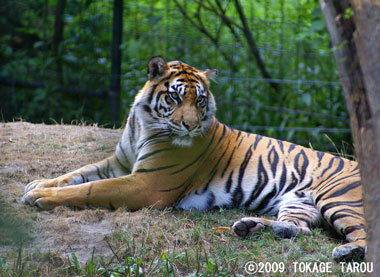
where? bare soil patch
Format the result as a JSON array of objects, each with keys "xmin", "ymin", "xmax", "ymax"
[{"xmin": 0, "ymin": 122, "xmax": 138, "ymax": 264}]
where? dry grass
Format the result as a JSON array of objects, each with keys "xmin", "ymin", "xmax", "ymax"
[{"xmin": 0, "ymin": 122, "xmax": 362, "ymax": 276}]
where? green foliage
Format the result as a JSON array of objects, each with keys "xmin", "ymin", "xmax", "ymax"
[
  {"xmin": 1, "ymin": 0, "xmax": 352, "ymax": 152},
  {"xmin": 344, "ymin": 8, "xmax": 354, "ymax": 19},
  {"xmin": 0, "ymin": 197, "xmax": 32, "ymax": 246}
]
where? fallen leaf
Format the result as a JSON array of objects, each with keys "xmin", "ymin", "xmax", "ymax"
[{"xmin": 212, "ymin": 226, "xmax": 231, "ymax": 232}]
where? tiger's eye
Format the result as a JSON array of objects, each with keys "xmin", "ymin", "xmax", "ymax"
[{"xmin": 169, "ymin": 92, "xmax": 180, "ymax": 103}]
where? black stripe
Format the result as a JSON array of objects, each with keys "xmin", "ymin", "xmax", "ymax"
[
  {"xmin": 148, "ymin": 84, "xmax": 158, "ymax": 103},
  {"xmin": 136, "ymin": 163, "xmax": 178, "ymax": 173},
  {"xmin": 296, "ymin": 178, "xmax": 313, "ymax": 191},
  {"xmin": 244, "ymin": 156, "xmax": 269, "ymax": 208},
  {"xmin": 317, "ymin": 151, "xmax": 325, "ymax": 167},
  {"xmin": 294, "ymin": 149, "xmax": 309, "ymax": 183},
  {"xmin": 255, "ymin": 185, "xmax": 277, "ymax": 212},
  {"xmin": 118, "ymin": 141, "xmax": 128, "ymax": 159},
  {"xmin": 280, "ymin": 205, "xmax": 308, "ymax": 211},
  {"xmin": 277, "ymin": 140, "xmax": 284, "ymax": 153},
  {"xmin": 221, "ymin": 146, "xmax": 236, "ymax": 178},
  {"xmin": 324, "ymin": 181, "xmax": 361, "ymax": 200},
  {"xmin": 266, "ymin": 139, "xmax": 272, "ymax": 149},
  {"xmin": 202, "ymin": 168, "xmax": 218, "ymax": 192},
  {"xmin": 217, "ymin": 125, "xmax": 226, "ymax": 144},
  {"xmin": 86, "ymin": 184, "xmax": 92, "ymax": 197},
  {"xmin": 278, "ymin": 163, "xmax": 287, "ymax": 194},
  {"xmin": 283, "ymin": 172, "xmax": 298, "ymax": 194},
  {"xmin": 341, "ymin": 225, "xmax": 364, "ymax": 235},
  {"xmin": 137, "ymin": 148, "xmax": 174, "ymax": 161},
  {"xmin": 268, "ymin": 146, "xmax": 279, "ymax": 177},
  {"xmin": 350, "ymin": 164, "xmax": 359, "ymax": 173},
  {"xmin": 330, "ymin": 213, "xmax": 364, "ymax": 226},
  {"xmin": 321, "ymin": 199, "xmax": 363, "ymax": 216},
  {"xmin": 160, "ymin": 181, "xmax": 187, "ymax": 192},
  {"xmin": 109, "ymin": 166, "xmax": 116, "ymax": 178},
  {"xmin": 235, "ymin": 131, "xmax": 242, "ymax": 141},
  {"xmin": 325, "ymin": 158, "xmax": 344, "ymax": 181},
  {"xmin": 105, "ymin": 160, "xmax": 111, "ymax": 178},
  {"xmin": 137, "ymin": 131, "xmax": 171, "ymax": 150},
  {"xmin": 285, "ymin": 216, "xmax": 313, "ymax": 228},
  {"xmin": 320, "ymin": 157, "xmax": 335, "ymax": 178},
  {"xmin": 316, "ymin": 171, "xmax": 360, "ymax": 194},
  {"xmin": 288, "ymin": 144, "xmax": 296, "ymax": 153},
  {"xmin": 238, "ymin": 136, "xmax": 244, "ymax": 147},
  {"xmin": 253, "ymin": 135, "xmax": 263, "ymax": 150},
  {"xmin": 232, "ymin": 184, "xmax": 244, "ymax": 208},
  {"xmin": 232, "ymin": 145, "xmax": 254, "ymax": 207},
  {"xmin": 206, "ymin": 192, "xmax": 215, "ymax": 209},
  {"xmin": 238, "ymin": 145, "xmax": 253, "ymax": 188},
  {"xmin": 317, "ymin": 181, "xmax": 361, "ymax": 203},
  {"xmin": 143, "ymin": 104, "xmax": 152, "ymax": 114},
  {"xmin": 95, "ymin": 165, "xmax": 104, "ymax": 179},
  {"xmin": 225, "ymin": 171, "xmax": 234, "ymax": 193},
  {"xmin": 129, "ymin": 111, "xmax": 136, "ymax": 140},
  {"xmin": 115, "ymin": 155, "xmax": 130, "ymax": 172}
]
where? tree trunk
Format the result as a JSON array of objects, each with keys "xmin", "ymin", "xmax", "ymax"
[
  {"xmin": 52, "ymin": 0, "xmax": 67, "ymax": 84},
  {"xmin": 52, "ymin": 0, "xmax": 66, "ymax": 54},
  {"xmin": 110, "ymin": 0, "xmax": 123, "ymax": 126},
  {"xmin": 320, "ymin": 0, "xmax": 380, "ymax": 272}
]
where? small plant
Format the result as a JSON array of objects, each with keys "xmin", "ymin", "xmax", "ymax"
[{"xmin": 344, "ymin": 8, "xmax": 354, "ymax": 19}]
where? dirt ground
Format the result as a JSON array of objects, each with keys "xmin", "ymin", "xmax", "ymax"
[{"xmin": 0, "ymin": 122, "xmax": 143, "ymax": 264}]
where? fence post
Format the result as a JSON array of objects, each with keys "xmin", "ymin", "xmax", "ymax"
[{"xmin": 110, "ymin": 0, "xmax": 123, "ymax": 126}]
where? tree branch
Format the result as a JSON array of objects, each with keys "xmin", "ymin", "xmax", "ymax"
[
  {"xmin": 233, "ymin": 0, "xmax": 279, "ymax": 92},
  {"xmin": 173, "ymin": 0, "xmax": 238, "ymax": 71},
  {"xmin": 177, "ymin": 0, "xmax": 280, "ymax": 93}
]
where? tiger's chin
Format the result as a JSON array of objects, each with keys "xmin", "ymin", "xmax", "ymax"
[{"xmin": 171, "ymin": 136, "xmax": 194, "ymax": 147}]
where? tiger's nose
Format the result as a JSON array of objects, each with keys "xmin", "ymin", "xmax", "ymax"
[{"xmin": 182, "ymin": 121, "xmax": 198, "ymax": 131}]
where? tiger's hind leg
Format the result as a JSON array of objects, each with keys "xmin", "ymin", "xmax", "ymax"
[
  {"xmin": 316, "ymin": 178, "xmax": 366, "ymax": 261},
  {"xmin": 232, "ymin": 194, "xmax": 320, "ymax": 239}
]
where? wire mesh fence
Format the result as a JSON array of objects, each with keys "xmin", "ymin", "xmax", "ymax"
[{"xmin": 0, "ymin": 0, "xmax": 352, "ymax": 153}]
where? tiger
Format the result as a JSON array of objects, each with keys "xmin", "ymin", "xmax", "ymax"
[{"xmin": 22, "ymin": 56, "xmax": 365, "ymax": 261}]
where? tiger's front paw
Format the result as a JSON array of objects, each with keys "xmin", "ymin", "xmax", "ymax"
[
  {"xmin": 231, "ymin": 217, "xmax": 266, "ymax": 237},
  {"xmin": 24, "ymin": 179, "xmax": 57, "ymax": 193},
  {"xmin": 22, "ymin": 187, "xmax": 60, "ymax": 210}
]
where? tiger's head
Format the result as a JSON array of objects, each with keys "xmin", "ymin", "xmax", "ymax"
[{"xmin": 135, "ymin": 56, "xmax": 218, "ymax": 147}]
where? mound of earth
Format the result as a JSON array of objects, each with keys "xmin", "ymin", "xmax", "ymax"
[{"xmin": 0, "ymin": 122, "xmax": 141, "ymax": 264}]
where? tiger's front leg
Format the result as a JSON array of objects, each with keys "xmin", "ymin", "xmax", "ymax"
[
  {"xmin": 22, "ymin": 174, "xmax": 176, "ymax": 210},
  {"xmin": 24, "ymin": 155, "xmax": 131, "ymax": 193}
]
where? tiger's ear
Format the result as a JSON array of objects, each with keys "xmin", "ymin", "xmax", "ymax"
[
  {"xmin": 147, "ymin": 56, "xmax": 169, "ymax": 80},
  {"xmin": 203, "ymin": 69, "xmax": 218, "ymax": 82}
]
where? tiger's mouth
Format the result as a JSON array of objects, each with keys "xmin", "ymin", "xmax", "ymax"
[{"xmin": 169, "ymin": 127, "xmax": 202, "ymax": 147}]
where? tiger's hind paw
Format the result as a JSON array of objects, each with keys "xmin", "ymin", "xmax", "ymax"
[
  {"xmin": 269, "ymin": 221, "xmax": 298, "ymax": 238},
  {"xmin": 231, "ymin": 217, "xmax": 266, "ymax": 237},
  {"xmin": 332, "ymin": 243, "xmax": 365, "ymax": 261}
]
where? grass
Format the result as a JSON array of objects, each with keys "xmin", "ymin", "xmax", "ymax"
[
  {"xmin": 0, "ymin": 122, "xmax": 365, "ymax": 276},
  {"xmin": 0, "ymin": 207, "xmax": 364, "ymax": 276}
]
